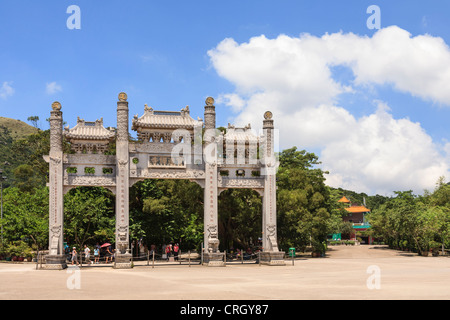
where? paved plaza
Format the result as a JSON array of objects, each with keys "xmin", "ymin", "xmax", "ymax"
[{"xmin": 0, "ymin": 245, "xmax": 448, "ymax": 300}]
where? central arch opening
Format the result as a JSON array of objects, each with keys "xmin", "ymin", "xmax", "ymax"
[
  {"xmin": 129, "ymin": 179, "xmax": 204, "ymax": 260},
  {"xmin": 63, "ymin": 186, "xmax": 116, "ymax": 264},
  {"xmin": 218, "ymin": 188, "xmax": 262, "ymax": 260}
]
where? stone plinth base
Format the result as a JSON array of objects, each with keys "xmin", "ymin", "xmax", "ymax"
[
  {"xmin": 43, "ymin": 254, "xmax": 67, "ymax": 270},
  {"xmin": 260, "ymin": 251, "xmax": 285, "ymax": 266},
  {"xmin": 203, "ymin": 252, "xmax": 225, "ymax": 267},
  {"xmin": 114, "ymin": 253, "xmax": 132, "ymax": 269}
]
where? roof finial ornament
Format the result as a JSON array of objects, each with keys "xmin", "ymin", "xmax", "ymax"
[
  {"xmin": 118, "ymin": 92, "xmax": 128, "ymax": 102},
  {"xmin": 52, "ymin": 101, "xmax": 61, "ymax": 111},
  {"xmin": 205, "ymin": 97, "xmax": 214, "ymax": 106},
  {"xmin": 264, "ymin": 111, "xmax": 273, "ymax": 120},
  {"xmin": 144, "ymin": 104, "xmax": 153, "ymax": 112}
]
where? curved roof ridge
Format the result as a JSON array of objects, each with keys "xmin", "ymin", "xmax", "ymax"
[
  {"xmin": 64, "ymin": 117, "xmax": 115, "ymax": 141},
  {"xmin": 131, "ymin": 104, "xmax": 201, "ymax": 131}
]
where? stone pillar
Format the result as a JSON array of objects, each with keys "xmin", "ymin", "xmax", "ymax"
[
  {"xmin": 261, "ymin": 111, "xmax": 285, "ymax": 265},
  {"xmin": 204, "ymin": 96, "xmax": 216, "ymax": 131},
  {"xmin": 203, "ymin": 97, "xmax": 224, "ymax": 266},
  {"xmin": 115, "ymin": 92, "xmax": 132, "ymax": 268},
  {"xmin": 45, "ymin": 101, "xmax": 67, "ymax": 269}
]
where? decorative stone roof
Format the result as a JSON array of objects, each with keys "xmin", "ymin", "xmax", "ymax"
[
  {"xmin": 224, "ymin": 123, "xmax": 259, "ymax": 143},
  {"xmin": 132, "ymin": 104, "xmax": 201, "ymax": 131},
  {"xmin": 64, "ymin": 117, "xmax": 115, "ymax": 141}
]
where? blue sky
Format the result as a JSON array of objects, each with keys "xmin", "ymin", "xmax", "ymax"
[{"xmin": 1, "ymin": 1, "xmax": 449, "ymax": 195}]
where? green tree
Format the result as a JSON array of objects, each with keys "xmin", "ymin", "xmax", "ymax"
[
  {"xmin": 27, "ymin": 116, "xmax": 40, "ymax": 129},
  {"xmin": 218, "ymin": 188, "xmax": 262, "ymax": 251},
  {"xmin": 130, "ymin": 179, "xmax": 203, "ymax": 251},
  {"xmin": 1, "ymin": 187, "xmax": 49, "ymax": 250},
  {"xmin": 64, "ymin": 187, "xmax": 115, "ymax": 249},
  {"xmin": 11, "ymin": 129, "xmax": 71, "ymax": 190},
  {"xmin": 368, "ymin": 182, "xmax": 450, "ymax": 255},
  {"xmin": 425, "ymin": 177, "xmax": 450, "ymax": 253},
  {"xmin": 11, "ymin": 130, "xmax": 51, "ymax": 188},
  {"xmin": 13, "ymin": 164, "xmax": 40, "ymax": 193},
  {"xmin": 276, "ymin": 147, "xmax": 331, "ymax": 253}
]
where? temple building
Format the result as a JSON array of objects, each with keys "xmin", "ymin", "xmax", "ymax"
[{"xmin": 338, "ymin": 196, "xmax": 372, "ymax": 244}]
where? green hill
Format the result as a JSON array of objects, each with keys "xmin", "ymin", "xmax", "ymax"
[
  {"xmin": 0, "ymin": 117, "xmax": 44, "ymax": 188},
  {"xmin": 0, "ymin": 117, "xmax": 38, "ymax": 141}
]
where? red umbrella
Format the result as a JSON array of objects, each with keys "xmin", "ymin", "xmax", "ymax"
[{"xmin": 100, "ymin": 243, "xmax": 111, "ymax": 248}]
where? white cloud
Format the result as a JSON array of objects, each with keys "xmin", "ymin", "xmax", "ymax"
[
  {"xmin": 216, "ymin": 93, "xmax": 246, "ymax": 113},
  {"xmin": 210, "ymin": 26, "xmax": 450, "ymax": 108},
  {"xmin": 0, "ymin": 81, "xmax": 15, "ymax": 99},
  {"xmin": 208, "ymin": 26, "xmax": 450, "ymax": 194},
  {"xmin": 318, "ymin": 27, "xmax": 450, "ymax": 106},
  {"xmin": 209, "ymin": 35, "xmax": 344, "ymax": 110},
  {"xmin": 322, "ymin": 102, "xmax": 448, "ymax": 194},
  {"xmin": 46, "ymin": 82, "xmax": 62, "ymax": 95}
]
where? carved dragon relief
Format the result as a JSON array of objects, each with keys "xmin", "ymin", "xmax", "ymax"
[
  {"xmin": 116, "ymin": 225, "xmax": 129, "ymax": 254},
  {"xmin": 63, "ymin": 176, "xmax": 116, "ymax": 187},
  {"xmin": 49, "ymin": 224, "xmax": 62, "ymax": 255},
  {"xmin": 134, "ymin": 169, "xmax": 205, "ymax": 180},
  {"xmin": 217, "ymin": 176, "xmax": 264, "ymax": 189},
  {"xmin": 118, "ymin": 160, "xmax": 128, "ymax": 167},
  {"xmin": 266, "ymin": 224, "xmax": 279, "ymax": 252},
  {"xmin": 130, "ymin": 142, "xmax": 176, "ymax": 153},
  {"xmin": 206, "ymin": 225, "xmax": 219, "ymax": 253},
  {"xmin": 49, "ymin": 156, "xmax": 62, "ymax": 164}
]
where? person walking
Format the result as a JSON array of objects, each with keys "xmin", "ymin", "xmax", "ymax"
[
  {"xmin": 173, "ymin": 243, "xmax": 179, "ymax": 261},
  {"xmin": 105, "ymin": 245, "xmax": 113, "ymax": 263},
  {"xmin": 71, "ymin": 247, "xmax": 78, "ymax": 266},
  {"xmin": 84, "ymin": 245, "xmax": 91, "ymax": 265}
]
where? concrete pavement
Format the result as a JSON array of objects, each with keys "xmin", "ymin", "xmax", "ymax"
[{"xmin": 0, "ymin": 245, "xmax": 448, "ymax": 300}]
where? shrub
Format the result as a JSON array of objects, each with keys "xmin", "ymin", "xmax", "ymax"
[{"xmin": 7, "ymin": 241, "xmax": 32, "ymax": 258}]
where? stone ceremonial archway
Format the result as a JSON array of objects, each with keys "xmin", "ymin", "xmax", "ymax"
[{"xmin": 43, "ymin": 93, "xmax": 284, "ymax": 269}]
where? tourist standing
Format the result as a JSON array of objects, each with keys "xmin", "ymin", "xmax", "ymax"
[
  {"xmin": 165, "ymin": 244, "xmax": 171, "ymax": 261},
  {"xmin": 150, "ymin": 244, "xmax": 156, "ymax": 256},
  {"xmin": 94, "ymin": 247, "xmax": 100, "ymax": 264}
]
